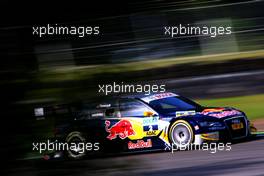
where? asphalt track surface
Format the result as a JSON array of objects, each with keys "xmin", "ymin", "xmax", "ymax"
[{"xmin": 5, "ymin": 135, "xmax": 264, "ymax": 176}]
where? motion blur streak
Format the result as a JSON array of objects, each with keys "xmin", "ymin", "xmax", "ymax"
[
  {"xmin": 1, "ymin": 1, "xmax": 264, "ymax": 176},
  {"xmin": 163, "ymin": 0, "xmax": 262, "ymax": 12}
]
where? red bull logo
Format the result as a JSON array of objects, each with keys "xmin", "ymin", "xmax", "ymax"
[{"xmin": 105, "ymin": 120, "xmax": 135, "ymax": 140}]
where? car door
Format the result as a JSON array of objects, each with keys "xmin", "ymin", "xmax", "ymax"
[{"xmin": 117, "ymin": 98, "xmax": 160, "ymax": 140}]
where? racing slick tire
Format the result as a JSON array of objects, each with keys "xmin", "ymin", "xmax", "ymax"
[
  {"xmin": 169, "ymin": 120, "xmax": 194, "ymax": 149},
  {"xmin": 65, "ymin": 131, "xmax": 87, "ymax": 160}
]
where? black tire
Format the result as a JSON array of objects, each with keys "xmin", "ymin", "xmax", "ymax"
[{"xmin": 65, "ymin": 131, "xmax": 87, "ymax": 160}]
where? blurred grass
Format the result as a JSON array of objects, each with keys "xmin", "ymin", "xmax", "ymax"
[
  {"xmin": 39, "ymin": 49, "xmax": 264, "ymax": 83},
  {"xmin": 197, "ymin": 94, "xmax": 264, "ymax": 120}
]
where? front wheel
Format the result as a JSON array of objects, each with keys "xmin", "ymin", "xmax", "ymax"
[{"xmin": 169, "ymin": 120, "xmax": 194, "ymax": 149}]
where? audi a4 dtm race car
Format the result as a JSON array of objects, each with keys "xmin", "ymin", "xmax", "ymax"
[{"xmin": 41, "ymin": 92, "xmax": 256, "ymax": 159}]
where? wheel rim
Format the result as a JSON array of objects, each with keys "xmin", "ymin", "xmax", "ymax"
[
  {"xmin": 67, "ymin": 136, "xmax": 85, "ymax": 158},
  {"xmin": 171, "ymin": 123, "xmax": 192, "ymax": 146}
]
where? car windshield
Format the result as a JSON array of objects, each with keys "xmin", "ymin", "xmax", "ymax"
[{"xmin": 148, "ymin": 96, "xmax": 201, "ymax": 114}]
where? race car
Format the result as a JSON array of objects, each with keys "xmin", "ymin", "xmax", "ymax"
[{"xmin": 44, "ymin": 92, "xmax": 255, "ymax": 159}]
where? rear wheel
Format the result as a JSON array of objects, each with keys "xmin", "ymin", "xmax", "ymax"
[
  {"xmin": 65, "ymin": 131, "xmax": 86, "ymax": 159},
  {"xmin": 169, "ymin": 120, "xmax": 194, "ymax": 149}
]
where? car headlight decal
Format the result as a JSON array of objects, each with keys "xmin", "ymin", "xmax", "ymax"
[{"xmin": 199, "ymin": 121, "xmax": 223, "ymax": 127}]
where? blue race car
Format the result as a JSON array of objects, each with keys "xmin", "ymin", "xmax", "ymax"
[{"xmin": 46, "ymin": 92, "xmax": 255, "ymax": 159}]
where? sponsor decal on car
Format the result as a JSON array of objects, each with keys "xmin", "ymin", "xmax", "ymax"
[
  {"xmin": 201, "ymin": 132, "xmax": 220, "ymax": 141},
  {"xmin": 91, "ymin": 113, "xmax": 104, "ymax": 117},
  {"xmin": 176, "ymin": 110, "xmax": 196, "ymax": 117},
  {"xmin": 202, "ymin": 108, "xmax": 225, "ymax": 113},
  {"xmin": 201, "ymin": 110, "xmax": 242, "ymax": 118},
  {"xmin": 97, "ymin": 104, "xmax": 111, "ymax": 108},
  {"xmin": 143, "ymin": 117, "xmax": 159, "ymax": 125},
  {"xmin": 231, "ymin": 119, "xmax": 244, "ymax": 130},
  {"xmin": 128, "ymin": 139, "xmax": 152, "ymax": 149},
  {"xmin": 143, "ymin": 125, "xmax": 158, "ymax": 131},
  {"xmin": 105, "ymin": 120, "xmax": 135, "ymax": 140},
  {"xmin": 141, "ymin": 92, "xmax": 178, "ymax": 103},
  {"xmin": 146, "ymin": 131, "xmax": 157, "ymax": 136}
]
